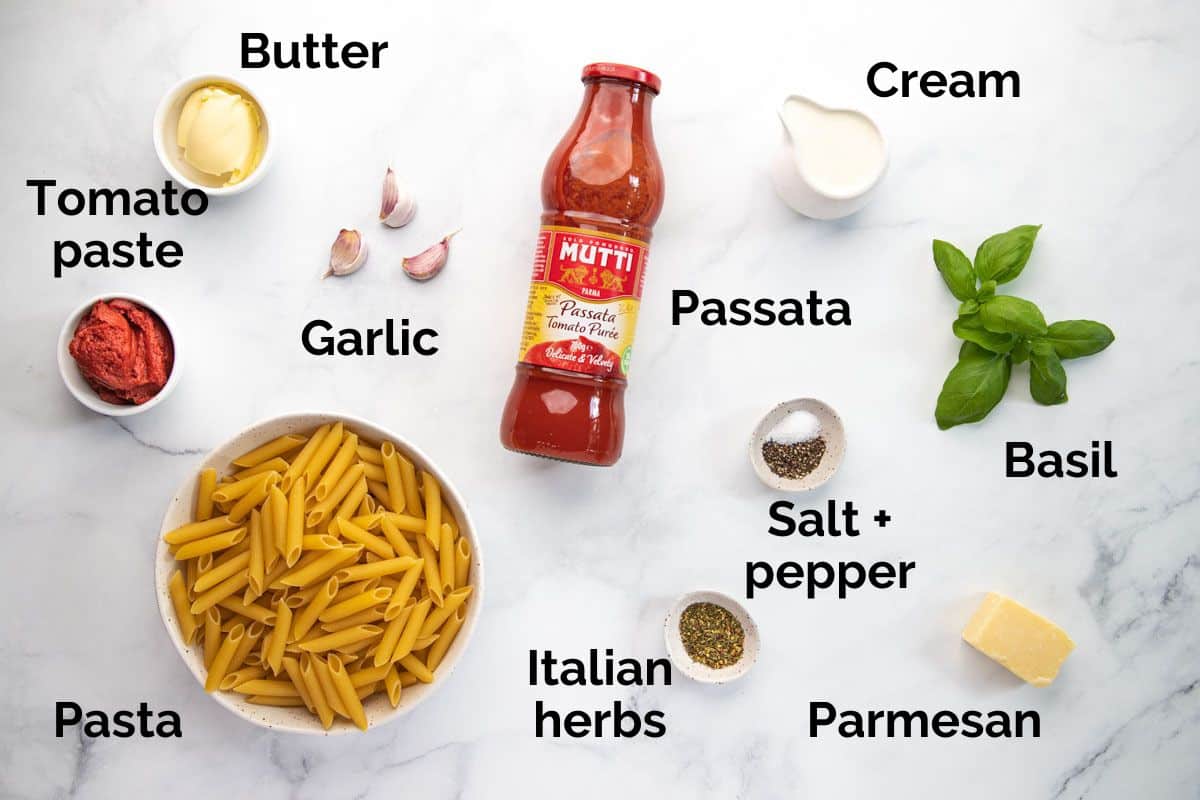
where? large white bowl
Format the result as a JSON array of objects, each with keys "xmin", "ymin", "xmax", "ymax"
[{"xmin": 155, "ymin": 412, "xmax": 484, "ymax": 735}]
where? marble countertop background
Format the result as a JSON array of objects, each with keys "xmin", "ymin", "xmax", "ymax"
[{"xmin": 1, "ymin": 0, "xmax": 1197, "ymax": 797}]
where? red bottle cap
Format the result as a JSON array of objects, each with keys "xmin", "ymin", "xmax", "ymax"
[{"xmin": 581, "ymin": 63, "xmax": 661, "ymax": 94}]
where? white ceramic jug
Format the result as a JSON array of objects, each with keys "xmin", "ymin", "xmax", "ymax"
[{"xmin": 770, "ymin": 95, "xmax": 888, "ymax": 220}]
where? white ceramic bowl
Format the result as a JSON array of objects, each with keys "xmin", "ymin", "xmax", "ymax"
[
  {"xmin": 749, "ymin": 398, "xmax": 846, "ymax": 491},
  {"xmin": 57, "ymin": 293, "xmax": 181, "ymax": 417},
  {"xmin": 664, "ymin": 590, "xmax": 760, "ymax": 684},
  {"xmin": 154, "ymin": 412, "xmax": 484, "ymax": 735},
  {"xmin": 153, "ymin": 73, "xmax": 273, "ymax": 196}
]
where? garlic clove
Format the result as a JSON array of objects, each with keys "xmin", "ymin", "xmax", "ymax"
[
  {"xmin": 401, "ymin": 230, "xmax": 459, "ymax": 281},
  {"xmin": 324, "ymin": 228, "xmax": 367, "ymax": 278},
  {"xmin": 379, "ymin": 166, "xmax": 417, "ymax": 228}
]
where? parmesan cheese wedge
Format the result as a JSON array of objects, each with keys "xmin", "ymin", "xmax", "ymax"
[{"xmin": 962, "ymin": 592, "xmax": 1075, "ymax": 687}]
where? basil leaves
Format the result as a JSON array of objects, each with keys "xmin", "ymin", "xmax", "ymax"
[{"xmin": 933, "ymin": 226, "xmax": 1114, "ymax": 429}]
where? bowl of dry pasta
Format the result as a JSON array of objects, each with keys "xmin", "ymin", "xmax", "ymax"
[{"xmin": 155, "ymin": 412, "xmax": 483, "ymax": 734}]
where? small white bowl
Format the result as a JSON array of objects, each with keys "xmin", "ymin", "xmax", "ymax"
[
  {"xmin": 749, "ymin": 398, "xmax": 846, "ymax": 491},
  {"xmin": 154, "ymin": 412, "xmax": 484, "ymax": 735},
  {"xmin": 153, "ymin": 73, "xmax": 273, "ymax": 196},
  {"xmin": 57, "ymin": 293, "xmax": 181, "ymax": 417},
  {"xmin": 664, "ymin": 590, "xmax": 760, "ymax": 684}
]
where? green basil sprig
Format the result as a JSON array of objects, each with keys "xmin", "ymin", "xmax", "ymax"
[{"xmin": 932, "ymin": 226, "xmax": 1113, "ymax": 429}]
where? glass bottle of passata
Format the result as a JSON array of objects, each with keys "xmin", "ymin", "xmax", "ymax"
[{"xmin": 500, "ymin": 63, "xmax": 664, "ymax": 466}]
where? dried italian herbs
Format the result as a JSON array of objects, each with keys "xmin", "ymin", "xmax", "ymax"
[{"xmin": 679, "ymin": 602, "xmax": 745, "ymax": 669}]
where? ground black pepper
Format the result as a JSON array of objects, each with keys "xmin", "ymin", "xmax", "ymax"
[{"xmin": 762, "ymin": 436, "xmax": 827, "ymax": 480}]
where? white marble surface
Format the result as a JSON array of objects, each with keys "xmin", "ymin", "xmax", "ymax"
[{"xmin": 1, "ymin": 0, "xmax": 1198, "ymax": 797}]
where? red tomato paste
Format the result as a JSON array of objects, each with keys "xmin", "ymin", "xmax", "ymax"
[
  {"xmin": 68, "ymin": 299, "xmax": 174, "ymax": 405},
  {"xmin": 500, "ymin": 63, "xmax": 665, "ymax": 465}
]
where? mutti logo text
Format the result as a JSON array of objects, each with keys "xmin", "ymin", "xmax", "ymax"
[{"xmin": 557, "ymin": 239, "xmax": 636, "ymax": 273}]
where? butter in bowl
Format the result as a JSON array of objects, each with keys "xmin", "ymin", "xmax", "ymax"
[{"xmin": 153, "ymin": 74, "xmax": 273, "ymax": 195}]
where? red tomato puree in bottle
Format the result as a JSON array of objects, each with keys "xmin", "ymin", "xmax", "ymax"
[{"xmin": 500, "ymin": 63, "xmax": 665, "ymax": 466}]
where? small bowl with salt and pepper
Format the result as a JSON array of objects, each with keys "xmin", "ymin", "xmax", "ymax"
[{"xmin": 749, "ymin": 398, "xmax": 845, "ymax": 491}]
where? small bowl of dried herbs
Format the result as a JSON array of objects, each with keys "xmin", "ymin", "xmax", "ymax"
[
  {"xmin": 749, "ymin": 398, "xmax": 845, "ymax": 491},
  {"xmin": 664, "ymin": 590, "xmax": 760, "ymax": 684}
]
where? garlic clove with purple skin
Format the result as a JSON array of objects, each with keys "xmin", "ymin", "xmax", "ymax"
[
  {"xmin": 324, "ymin": 228, "xmax": 367, "ymax": 278},
  {"xmin": 401, "ymin": 230, "xmax": 459, "ymax": 281},
  {"xmin": 379, "ymin": 167, "xmax": 417, "ymax": 228}
]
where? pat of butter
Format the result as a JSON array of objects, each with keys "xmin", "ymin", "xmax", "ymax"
[
  {"xmin": 962, "ymin": 592, "xmax": 1075, "ymax": 687},
  {"xmin": 176, "ymin": 86, "xmax": 262, "ymax": 186}
]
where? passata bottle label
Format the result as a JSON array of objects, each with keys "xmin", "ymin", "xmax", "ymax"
[{"xmin": 517, "ymin": 225, "xmax": 648, "ymax": 378}]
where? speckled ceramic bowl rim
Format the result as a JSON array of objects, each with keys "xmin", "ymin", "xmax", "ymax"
[
  {"xmin": 152, "ymin": 72, "xmax": 274, "ymax": 196},
  {"xmin": 749, "ymin": 398, "xmax": 846, "ymax": 491},
  {"xmin": 663, "ymin": 590, "xmax": 760, "ymax": 684},
  {"xmin": 154, "ymin": 412, "xmax": 484, "ymax": 735},
  {"xmin": 57, "ymin": 293, "xmax": 181, "ymax": 417}
]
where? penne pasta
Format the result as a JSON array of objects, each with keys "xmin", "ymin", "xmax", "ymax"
[
  {"xmin": 419, "ymin": 586, "xmax": 473, "ymax": 639},
  {"xmin": 389, "ymin": 598, "xmax": 431, "ymax": 664},
  {"xmin": 229, "ymin": 473, "xmax": 279, "ymax": 523},
  {"xmin": 439, "ymin": 523, "xmax": 455, "ymax": 590},
  {"xmin": 279, "ymin": 546, "xmax": 362, "ymax": 588},
  {"xmin": 398, "ymin": 653, "xmax": 434, "ymax": 684},
  {"xmin": 195, "ymin": 468, "xmax": 218, "ymax": 522},
  {"xmin": 313, "ymin": 433, "xmax": 358, "ymax": 502},
  {"xmin": 165, "ymin": 420, "xmax": 475, "ymax": 731},
  {"xmin": 285, "ymin": 477, "xmax": 305, "ymax": 567},
  {"xmin": 333, "ymin": 519, "xmax": 396, "ymax": 561},
  {"xmin": 320, "ymin": 587, "xmax": 392, "ymax": 624},
  {"xmin": 311, "ymin": 654, "xmax": 349, "ymax": 718},
  {"xmin": 454, "ymin": 535, "xmax": 471, "ymax": 590},
  {"xmin": 248, "ymin": 509, "xmax": 265, "ymax": 597},
  {"xmin": 233, "ymin": 457, "xmax": 290, "ymax": 482},
  {"xmin": 281, "ymin": 656, "xmax": 314, "ymax": 712},
  {"xmin": 332, "ymin": 478, "xmax": 369, "ymax": 526},
  {"xmin": 399, "ymin": 455, "xmax": 422, "ymax": 517},
  {"xmin": 302, "ymin": 534, "xmax": 341, "ymax": 551},
  {"xmin": 169, "ymin": 570, "xmax": 199, "ymax": 644},
  {"xmin": 292, "ymin": 575, "xmax": 339, "ymax": 642},
  {"xmin": 217, "ymin": 597, "xmax": 277, "ymax": 626},
  {"xmin": 190, "ymin": 570, "xmax": 251, "ymax": 614},
  {"xmin": 421, "ymin": 471, "xmax": 441, "ymax": 550},
  {"xmin": 203, "ymin": 608, "xmax": 222, "ymax": 669},
  {"xmin": 300, "ymin": 422, "xmax": 344, "ymax": 490},
  {"xmin": 231, "ymin": 679, "xmax": 301, "ymax": 697},
  {"xmin": 193, "ymin": 551, "xmax": 250, "ymax": 593},
  {"xmin": 373, "ymin": 599, "xmax": 414, "ymax": 667},
  {"xmin": 164, "ymin": 515, "xmax": 238, "ymax": 546},
  {"xmin": 383, "ymin": 666, "xmax": 403, "ymax": 707},
  {"xmin": 247, "ymin": 695, "xmax": 306, "ymax": 707},
  {"xmin": 205, "ymin": 624, "xmax": 245, "ymax": 692},
  {"xmin": 327, "ymin": 655, "xmax": 368, "ymax": 731},
  {"xmin": 232, "ymin": 434, "xmax": 308, "ymax": 468},
  {"xmin": 379, "ymin": 517, "xmax": 418, "ymax": 559},
  {"xmin": 356, "ymin": 444, "xmax": 383, "ymax": 465},
  {"xmin": 298, "ymin": 624, "xmax": 383, "ymax": 653},
  {"xmin": 173, "ymin": 526, "xmax": 246, "ymax": 560},
  {"xmin": 219, "ymin": 666, "xmax": 267, "ymax": 691},
  {"xmin": 360, "ymin": 460, "xmax": 387, "ymax": 484},
  {"xmin": 417, "ymin": 536, "xmax": 444, "ymax": 607},
  {"xmin": 281, "ymin": 423, "xmax": 330, "ymax": 493},
  {"xmin": 298, "ymin": 654, "xmax": 335, "ymax": 729},
  {"xmin": 305, "ymin": 464, "xmax": 365, "ymax": 528},
  {"xmin": 265, "ymin": 601, "xmax": 292, "ymax": 674},
  {"xmin": 425, "ymin": 606, "xmax": 467, "ymax": 672},
  {"xmin": 383, "ymin": 562, "xmax": 425, "ymax": 621}
]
